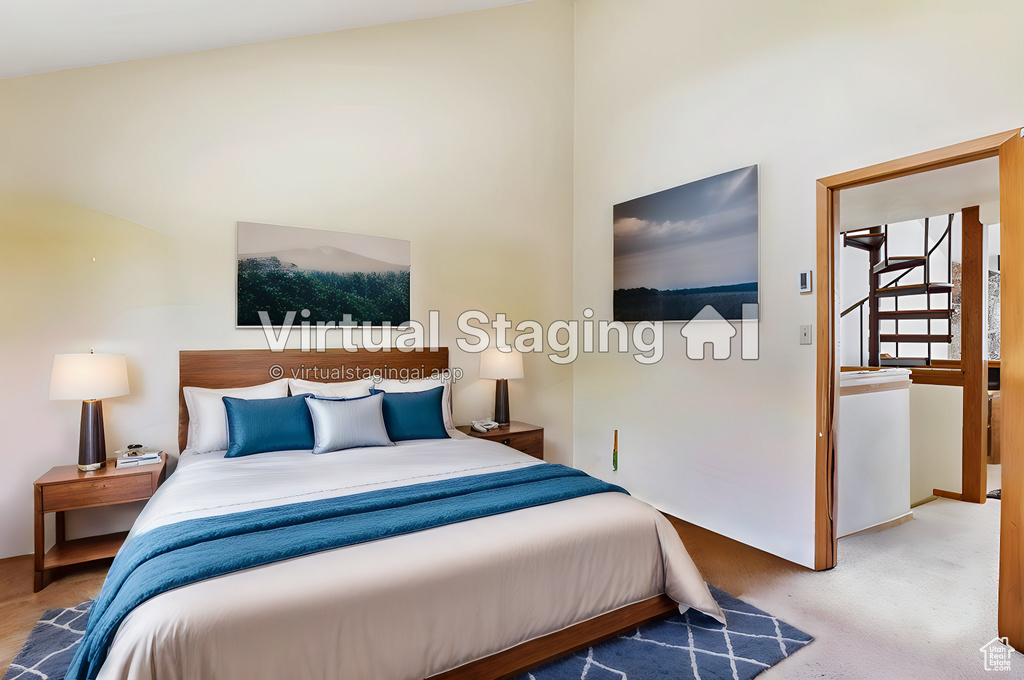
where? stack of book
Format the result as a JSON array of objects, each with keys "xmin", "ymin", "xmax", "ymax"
[{"xmin": 115, "ymin": 451, "xmax": 163, "ymax": 469}]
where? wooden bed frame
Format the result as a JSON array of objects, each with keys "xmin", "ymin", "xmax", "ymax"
[{"xmin": 177, "ymin": 348, "xmax": 678, "ymax": 680}]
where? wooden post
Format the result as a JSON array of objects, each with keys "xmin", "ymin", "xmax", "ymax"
[
  {"xmin": 999, "ymin": 130, "xmax": 1024, "ymax": 648},
  {"xmin": 868, "ymin": 246, "xmax": 881, "ymax": 366},
  {"xmin": 814, "ymin": 180, "xmax": 838, "ymax": 570},
  {"xmin": 961, "ymin": 205, "xmax": 988, "ymax": 504}
]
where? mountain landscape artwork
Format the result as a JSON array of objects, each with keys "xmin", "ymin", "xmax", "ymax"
[
  {"xmin": 613, "ymin": 165, "xmax": 759, "ymax": 322},
  {"xmin": 237, "ymin": 222, "xmax": 411, "ymax": 327}
]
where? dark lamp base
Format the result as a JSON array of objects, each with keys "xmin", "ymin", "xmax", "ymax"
[
  {"xmin": 78, "ymin": 400, "xmax": 108, "ymax": 471},
  {"xmin": 494, "ymin": 379, "xmax": 510, "ymax": 426}
]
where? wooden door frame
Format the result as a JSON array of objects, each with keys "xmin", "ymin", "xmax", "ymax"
[{"xmin": 814, "ymin": 129, "xmax": 1021, "ymax": 572}]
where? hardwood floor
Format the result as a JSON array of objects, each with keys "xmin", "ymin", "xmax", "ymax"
[
  {"xmin": 666, "ymin": 514, "xmax": 809, "ymax": 595},
  {"xmin": 0, "ymin": 555, "xmax": 109, "ymax": 674}
]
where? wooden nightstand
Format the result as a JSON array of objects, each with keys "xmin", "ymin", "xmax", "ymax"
[
  {"xmin": 33, "ymin": 453, "xmax": 167, "ymax": 591},
  {"xmin": 456, "ymin": 421, "xmax": 544, "ymax": 459}
]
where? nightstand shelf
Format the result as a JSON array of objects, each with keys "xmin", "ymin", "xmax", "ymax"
[
  {"xmin": 456, "ymin": 421, "xmax": 544, "ymax": 459},
  {"xmin": 33, "ymin": 454, "xmax": 166, "ymax": 591},
  {"xmin": 42, "ymin": 531, "xmax": 130, "ymax": 570}
]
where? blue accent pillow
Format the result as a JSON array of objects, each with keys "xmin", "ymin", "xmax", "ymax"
[
  {"xmin": 371, "ymin": 386, "xmax": 450, "ymax": 442},
  {"xmin": 223, "ymin": 395, "xmax": 315, "ymax": 457},
  {"xmin": 306, "ymin": 392, "xmax": 394, "ymax": 454}
]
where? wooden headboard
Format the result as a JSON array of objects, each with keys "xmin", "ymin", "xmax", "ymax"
[{"xmin": 178, "ymin": 348, "xmax": 450, "ymax": 452}]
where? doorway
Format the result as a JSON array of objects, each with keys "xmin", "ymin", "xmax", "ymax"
[{"xmin": 814, "ymin": 128, "xmax": 1024, "ymax": 646}]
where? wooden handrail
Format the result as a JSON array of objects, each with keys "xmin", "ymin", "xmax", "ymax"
[{"xmin": 841, "ymin": 296, "xmax": 868, "ymax": 317}]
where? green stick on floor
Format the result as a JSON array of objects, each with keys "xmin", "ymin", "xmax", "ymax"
[{"xmin": 613, "ymin": 429, "xmax": 618, "ymax": 471}]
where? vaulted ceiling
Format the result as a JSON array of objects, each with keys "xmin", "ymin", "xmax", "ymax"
[{"xmin": 0, "ymin": 0, "xmax": 530, "ymax": 79}]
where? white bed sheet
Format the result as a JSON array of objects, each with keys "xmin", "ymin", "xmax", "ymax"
[{"xmin": 100, "ymin": 437, "xmax": 722, "ymax": 680}]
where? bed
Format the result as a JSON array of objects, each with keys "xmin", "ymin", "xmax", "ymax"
[{"xmin": 82, "ymin": 348, "xmax": 721, "ymax": 680}]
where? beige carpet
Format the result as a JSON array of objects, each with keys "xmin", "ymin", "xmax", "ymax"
[{"xmin": 748, "ymin": 465, "xmax": 1012, "ymax": 679}]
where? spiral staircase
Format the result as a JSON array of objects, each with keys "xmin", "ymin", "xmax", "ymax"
[{"xmin": 841, "ymin": 215, "xmax": 954, "ymax": 367}]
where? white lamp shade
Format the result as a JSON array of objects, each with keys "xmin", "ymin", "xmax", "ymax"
[
  {"xmin": 479, "ymin": 347, "xmax": 524, "ymax": 380},
  {"xmin": 50, "ymin": 353, "xmax": 130, "ymax": 401}
]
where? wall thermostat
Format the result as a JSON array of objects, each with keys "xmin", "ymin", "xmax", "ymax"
[{"xmin": 799, "ymin": 270, "xmax": 813, "ymax": 294}]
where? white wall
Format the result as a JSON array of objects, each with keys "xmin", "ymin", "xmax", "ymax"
[
  {"xmin": 839, "ymin": 244, "xmax": 870, "ymax": 367},
  {"xmin": 0, "ymin": 0, "xmax": 575, "ymax": 559},
  {"xmin": 573, "ymin": 0, "xmax": 1024, "ymax": 567},
  {"xmin": 909, "ymin": 384, "xmax": 963, "ymax": 505}
]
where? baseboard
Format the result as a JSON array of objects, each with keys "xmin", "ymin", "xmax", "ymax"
[{"xmin": 838, "ymin": 511, "xmax": 914, "ymax": 538}]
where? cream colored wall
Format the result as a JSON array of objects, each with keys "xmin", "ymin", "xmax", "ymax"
[
  {"xmin": 909, "ymin": 384, "xmax": 963, "ymax": 505},
  {"xmin": 573, "ymin": 0, "xmax": 1024, "ymax": 566},
  {"xmin": 0, "ymin": 0, "xmax": 574, "ymax": 559}
]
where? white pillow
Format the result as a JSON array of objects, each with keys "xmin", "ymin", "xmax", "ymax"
[
  {"xmin": 184, "ymin": 379, "xmax": 289, "ymax": 453},
  {"xmin": 373, "ymin": 375, "xmax": 454, "ymax": 431},
  {"xmin": 288, "ymin": 378, "xmax": 374, "ymax": 399}
]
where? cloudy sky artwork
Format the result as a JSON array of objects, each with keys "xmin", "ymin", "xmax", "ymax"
[{"xmin": 614, "ymin": 165, "xmax": 759, "ymax": 291}]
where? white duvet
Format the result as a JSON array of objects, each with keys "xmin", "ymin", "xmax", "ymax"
[{"xmin": 99, "ymin": 436, "xmax": 722, "ymax": 680}]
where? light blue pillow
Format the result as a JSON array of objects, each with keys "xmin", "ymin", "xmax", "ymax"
[
  {"xmin": 371, "ymin": 386, "xmax": 450, "ymax": 442},
  {"xmin": 223, "ymin": 395, "xmax": 315, "ymax": 457},
  {"xmin": 306, "ymin": 392, "xmax": 394, "ymax": 454}
]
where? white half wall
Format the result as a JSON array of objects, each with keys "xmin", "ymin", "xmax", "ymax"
[
  {"xmin": 909, "ymin": 384, "xmax": 963, "ymax": 506},
  {"xmin": 573, "ymin": 0, "xmax": 1024, "ymax": 567}
]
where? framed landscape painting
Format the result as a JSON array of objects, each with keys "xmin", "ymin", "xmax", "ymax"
[
  {"xmin": 613, "ymin": 165, "xmax": 759, "ymax": 321},
  {"xmin": 236, "ymin": 222, "xmax": 411, "ymax": 328}
]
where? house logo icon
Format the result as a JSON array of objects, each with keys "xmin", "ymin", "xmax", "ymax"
[
  {"xmin": 980, "ymin": 637, "xmax": 1012, "ymax": 671},
  {"xmin": 679, "ymin": 305, "xmax": 737, "ymax": 360}
]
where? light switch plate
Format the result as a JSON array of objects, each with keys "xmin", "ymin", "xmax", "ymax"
[{"xmin": 800, "ymin": 325, "xmax": 813, "ymax": 345}]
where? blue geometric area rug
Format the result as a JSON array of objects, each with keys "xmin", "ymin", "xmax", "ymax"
[
  {"xmin": 3, "ymin": 587, "xmax": 810, "ymax": 680},
  {"xmin": 515, "ymin": 586, "xmax": 813, "ymax": 680},
  {"xmin": 3, "ymin": 601, "xmax": 92, "ymax": 680}
]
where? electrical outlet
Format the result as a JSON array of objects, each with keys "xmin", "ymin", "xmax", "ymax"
[{"xmin": 800, "ymin": 325, "xmax": 813, "ymax": 345}]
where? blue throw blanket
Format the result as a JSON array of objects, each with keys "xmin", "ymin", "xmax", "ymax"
[{"xmin": 67, "ymin": 464, "xmax": 626, "ymax": 680}]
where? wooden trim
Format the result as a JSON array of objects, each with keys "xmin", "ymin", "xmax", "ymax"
[
  {"xmin": 839, "ymin": 380, "xmax": 912, "ymax": 397},
  {"xmin": 818, "ymin": 129, "xmax": 1019, "ymax": 190},
  {"xmin": 930, "ymin": 359, "xmax": 963, "ymax": 369},
  {"xmin": 428, "ymin": 595, "xmax": 678, "ymax": 680},
  {"xmin": 815, "ymin": 129, "xmax": 1021, "ymax": 574},
  {"xmin": 178, "ymin": 348, "xmax": 450, "ymax": 452},
  {"xmin": 960, "ymin": 206, "xmax": 988, "ymax": 503},
  {"xmin": 933, "ymin": 489, "xmax": 965, "ymax": 501},
  {"xmin": 990, "ymin": 391, "xmax": 1002, "ymax": 465},
  {"xmin": 909, "ymin": 368, "xmax": 965, "ymax": 387},
  {"xmin": 814, "ymin": 180, "xmax": 837, "ymax": 571},
  {"xmin": 999, "ymin": 130, "xmax": 1024, "ymax": 647}
]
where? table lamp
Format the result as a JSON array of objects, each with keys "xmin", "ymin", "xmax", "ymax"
[
  {"xmin": 50, "ymin": 351, "xmax": 130, "ymax": 471},
  {"xmin": 479, "ymin": 347, "xmax": 524, "ymax": 426}
]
